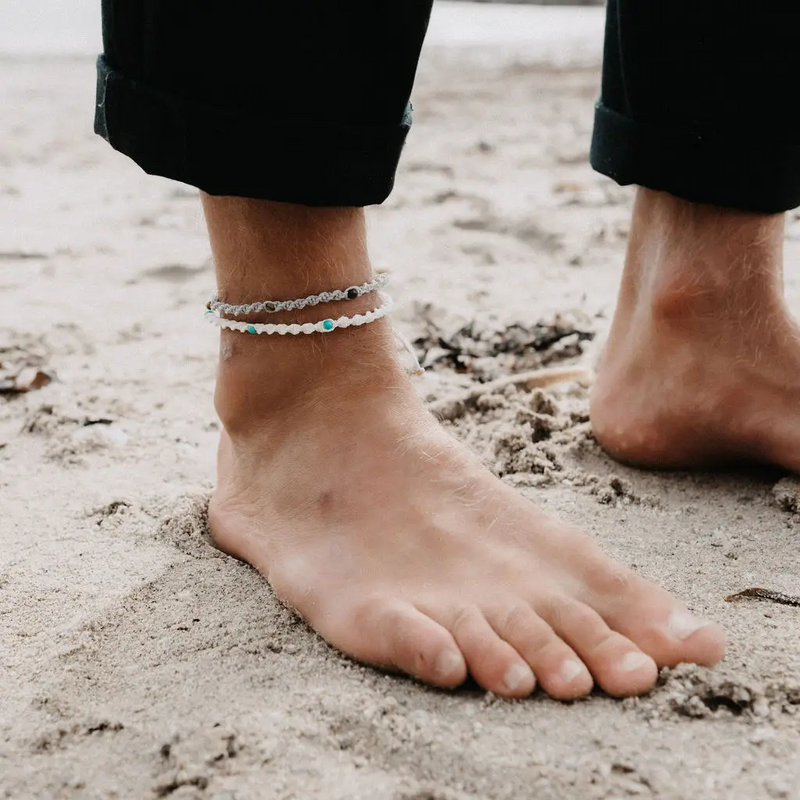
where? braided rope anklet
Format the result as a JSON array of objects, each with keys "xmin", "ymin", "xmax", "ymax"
[
  {"xmin": 204, "ymin": 295, "xmax": 394, "ymax": 335},
  {"xmin": 208, "ymin": 271, "xmax": 390, "ymax": 316}
]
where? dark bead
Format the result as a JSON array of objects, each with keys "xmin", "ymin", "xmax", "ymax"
[{"xmin": 347, "ymin": 288, "xmax": 359, "ymax": 300}]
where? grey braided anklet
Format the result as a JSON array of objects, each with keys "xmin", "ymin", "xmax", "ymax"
[{"xmin": 208, "ymin": 271, "xmax": 390, "ymax": 316}]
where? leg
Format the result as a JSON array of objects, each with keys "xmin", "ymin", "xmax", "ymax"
[
  {"xmin": 590, "ymin": 2, "xmax": 800, "ymax": 469},
  {"xmin": 98, "ymin": 2, "xmax": 725, "ymax": 698}
]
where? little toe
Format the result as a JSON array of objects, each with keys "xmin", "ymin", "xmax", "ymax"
[
  {"xmin": 445, "ymin": 606, "xmax": 536, "ymax": 698},
  {"xmin": 540, "ymin": 597, "xmax": 658, "ymax": 697},
  {"xmin": 485, "ymin": 604, "xmax": 593, "ymax": 700},
  {"xmin": 337, "ymin": 600, "xmax": 467, "ymax": 688}
]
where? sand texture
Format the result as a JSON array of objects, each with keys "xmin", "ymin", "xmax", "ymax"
[{"xmin": 2, "ymin": 9, "xmax": 800, "ymax": 800}]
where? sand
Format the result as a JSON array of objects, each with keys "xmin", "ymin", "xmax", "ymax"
[{"xmin": 2, "ymin": 4, "xmax": 800, "ymax": 798}]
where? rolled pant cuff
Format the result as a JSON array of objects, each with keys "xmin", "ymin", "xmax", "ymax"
[
  {"xmin": 590, "ymin": 101, "xmax": 800, "ymax": 214},
  {"xmin": 95, "ymin": 56, "xmax": 411, "ymax": 207}
]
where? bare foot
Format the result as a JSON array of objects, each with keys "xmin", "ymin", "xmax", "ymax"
[
  {"xmin": 208, "ymin": 317, "xmax": 725, "ymax": 700},
  {"xmin": 592, "ymin": 187, "xmax": 800, "ymax": 471},
  {"xmin": 200, "ymin": 194, "xmax": 723, "ymax": 698}
]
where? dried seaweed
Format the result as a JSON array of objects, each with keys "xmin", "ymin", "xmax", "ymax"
[
  {"xmin": 413, "ymin": 304, "xmax": 594, "ymax": 378},
  {"xmin": 725, "ymin": 588, "xmax": 800, "ymax": 608}
]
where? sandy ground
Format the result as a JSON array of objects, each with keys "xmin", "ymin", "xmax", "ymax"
[{"xmin": 2, "ymin": 5, "xmax": 800, "ymax": 799}]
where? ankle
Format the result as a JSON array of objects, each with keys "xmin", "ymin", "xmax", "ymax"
[
  {"xmin": 202, "ymin": 196, "xmax": 373, "ymax": 299},
  {"xmin": 202, "ymin": 194, "xmax": 410, "ymax": 437},
  {"xmin": 620, "ymin": 188, "xmax": 785, "ymax": 325},
  {"xmin": 214, "ymin": 316, "xmax": 410, "ymax": 440}
]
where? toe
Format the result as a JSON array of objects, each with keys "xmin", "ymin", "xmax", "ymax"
[
  {"xmin": 584, "ymin": 567, "xmax": 727, "ymax": 667},
  {"xmin": 446, "ymin": 606, "xmax": 536, "ymax": 698},
  {"xmin": 540, "ymin": 596, "xmax": 658, "ymax": 697},
  {"xmin": 616, "ymin": 596, "xmax": 727, "ymax": 668},
  {"xmin": 336, "ymin": 600, "xmax": 467, "ymax": 688},
  {"xmin": 661, "ymin": 608, "xmax": 727, "ymax": 666},
  {"xmin": 485, "ymin": 604, "xmax": 593, "ymax": 700}
]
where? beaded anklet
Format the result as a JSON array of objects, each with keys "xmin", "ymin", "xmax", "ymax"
[
  {"xmin": 208, "ymin": 271, "xmax": 390, "ymax": 316},
  {"xmin": 205, "ymin": 295, "xmax": 394, "ymax": 335}
]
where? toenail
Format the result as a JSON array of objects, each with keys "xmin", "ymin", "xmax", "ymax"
[
  {"xmin": 560, "ymin": 659, "xmax": 586, "ymax": 684},
  {"xmin": 503, "ymin": 663, "xmax": 533, "ymax": 693},
  {"xmin": 619, "ymin": 652, "xmax": 652, "ymax": 672},
  {"xmin": 668, "ymin": 610, "xmax": 707, "ymax": 641},
  {"xmin": 435, "ymin": 650, "xmax": 464, "ymax": 679}
]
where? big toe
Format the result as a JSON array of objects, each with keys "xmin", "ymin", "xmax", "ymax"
[
  {"xmin": 620, "ymin": 604, "xmax": 727, "ymax": 667},
  {"xmin": 591, "ymin": 571, "xmax": 727, "ymax": 668}
]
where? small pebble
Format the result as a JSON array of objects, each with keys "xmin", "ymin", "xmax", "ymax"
[{"xmin": 752, "ymin": 697, "xmax": 770, "ymax": 718}]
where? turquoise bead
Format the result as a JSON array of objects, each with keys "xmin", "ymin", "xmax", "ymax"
[
  {"xmin": 247, "ymin": 325, "xmax": 257, "ymax": 334},
  {"xmin": 322, "ymin": 319, "xmax": 334, "ymax": 332}
]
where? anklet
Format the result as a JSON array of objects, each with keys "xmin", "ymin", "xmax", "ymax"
[
  {"xmin": 208, "ymin": 271, "xmax": 390, "ymax": 316},
  {"xmin": 205, "ymin": 285, "xmax": 424, "ymax": 375},
  {"xmin": 205, "ymin": 295, "xmax": 394, "ymax": 335}
]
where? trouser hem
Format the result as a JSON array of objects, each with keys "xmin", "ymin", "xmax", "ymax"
[
  {"xmin": 95, "ymin": 56, "xmax": 411, "ymax": 207},
  {"xmin": 590, "ymin": 101, "xmax": 800, "ymax": 214}
]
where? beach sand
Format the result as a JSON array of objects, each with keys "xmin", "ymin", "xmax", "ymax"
[{"xmin": 2, "ymin": 5, "xmax": 800, "ymax": 798}]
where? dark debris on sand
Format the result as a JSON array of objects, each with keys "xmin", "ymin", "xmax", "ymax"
[
  {"xmin": 413, "ymin": 302, "xmax": 594, "ymax": 380},
  {"xmin": 0, "ymin": 340, "xmax": 56, "ymax": 395}
]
